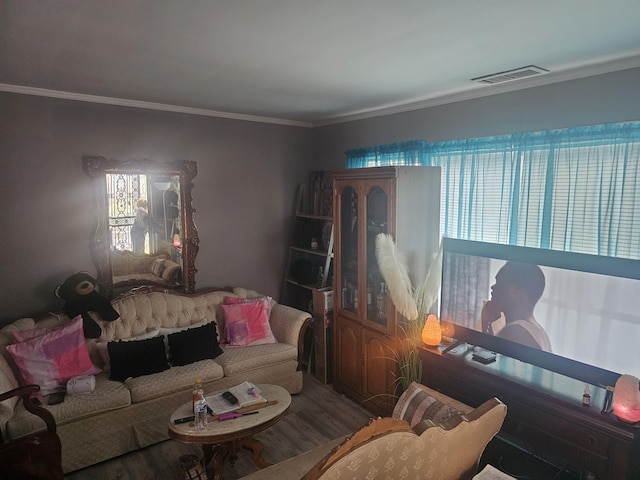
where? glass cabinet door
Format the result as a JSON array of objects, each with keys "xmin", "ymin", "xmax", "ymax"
[
  {"xmin": 365, "ymin": 185, "xmax": 389, "ymax": 330},
  {"xmin": 339, "ymin": 186, "xmax": 358, "ymax": 314}
]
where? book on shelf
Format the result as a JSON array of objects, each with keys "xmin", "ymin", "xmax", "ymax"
[{"xmin": 206, "ymin": 381, "xmax": 267, "ymax": 415}]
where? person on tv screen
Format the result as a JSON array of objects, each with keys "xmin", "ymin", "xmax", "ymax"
[{"xmin": 480, "ymin": 261, "xmax": 552, "ymax": 352}]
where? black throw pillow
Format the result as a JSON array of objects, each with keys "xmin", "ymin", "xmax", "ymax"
[
  {"xmin": 168, "ymin": 322, "xmax": 223, "ymax": 366},
  {"xmin": 108, "ymin": 336, "xmax": 170, "ymax": 382}
]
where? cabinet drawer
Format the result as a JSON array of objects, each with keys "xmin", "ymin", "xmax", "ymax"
[
  {"xmin": 507, "ymin": 418, "xmax": 609, "ymax": 477},
  {"xmin": 507, "ymin": 403, "xmax": 610, "ymax": 457}
]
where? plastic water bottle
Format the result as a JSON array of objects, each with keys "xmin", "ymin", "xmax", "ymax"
[
  {"xmin": 194, "ymin": 398, "xmax": 208, "ymax": 430},
  {"xmin": 192, "ymin": 378, "xmax": 207, "ymax": 430}
]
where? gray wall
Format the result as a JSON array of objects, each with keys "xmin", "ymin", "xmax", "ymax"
[
  {"xmin": 2, "ymin": 67, "xmax": 639, "ymax": 323},
  {"xmin": 312, "ymin": 67, "xmax": 640, "ymax": 170},
  {"xmin": 0, "ymin": 93, "xmax": 311, "ymax": 322}
]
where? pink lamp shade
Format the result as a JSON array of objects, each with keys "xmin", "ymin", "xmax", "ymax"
[{"xmin": 613, "ymin": 374, "xmax": 640, "ymax": 424}]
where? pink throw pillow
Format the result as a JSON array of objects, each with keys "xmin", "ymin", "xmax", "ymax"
[
  {"xmin": 6, "ymin": 315, "xmax": 101, "ymax": 396},
  {"xmin": 12, "ymin": 325, "xmax": 55, "ymax": 343},
  {"xmin": 223, "ymin": 296, "xmax": 248, "ymax": 305},
  {"xmin": 221, "ymin": 297, "xmax": 276, "ymax": 347}
]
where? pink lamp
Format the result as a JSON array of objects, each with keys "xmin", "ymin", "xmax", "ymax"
[{"xmin": 613, "ymin": 374, "xmax": 640, "ymax": 424}]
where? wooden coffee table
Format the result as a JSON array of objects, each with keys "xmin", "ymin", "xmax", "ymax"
[{"xmin": 168, "ymin": 384, "xmax": 291, "ymax": 480}]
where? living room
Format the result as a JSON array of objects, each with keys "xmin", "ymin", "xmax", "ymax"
[
  {"xmin": 2, "ymin": 2, "xmax": 640, "ymax": 322},
  {"xmin": 1, "ymin": 2, "xmax": 640, "ymax": 479}
]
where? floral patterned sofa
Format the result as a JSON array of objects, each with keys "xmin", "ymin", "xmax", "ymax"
[
  {"xmin": 241, "ymin": 382, "xmax": 507, "ymax": 480},
  {"xmin": 0, "ymin": 286, "xmax": 311, "ymax": 473}
]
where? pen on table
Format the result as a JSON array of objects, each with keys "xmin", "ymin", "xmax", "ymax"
[
  {"xmin": 174, "ymin": 405, "xmax": 214, "ymax": 424},
  {"xmin": 173, "ymin": 415, "xmax": 195, "ymax": 424}
]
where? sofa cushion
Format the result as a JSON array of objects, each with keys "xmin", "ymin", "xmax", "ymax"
[
  {"xmin": 158, "ymin": 319, "xmax": 209, "ymax": 357},
  {"xmin": 94, "ymin": 329, "xmax": 161, "ymax": 372},
  {"xmin": 161, "ymin": 261, "xmax": 181, "ymax": 282},
  {"xmin": 222, "ymin": 296, "xmax": 248, "ymax": 305},
  {"xmin": 214, "ymin": 343, "xmax": 298, "ymax": 377},
  {"xmin": 5, "ymin": 373, "xmax": 131, "ymax": 438},
  {"xmin": 124, "ymin": 359, "xmax": 224, "ymax": 403},
  {"xmin": 393, "ymin": 381, "xmax": 464, "ymax": 431},
  {"xmin": 6, "ymin": 316, "xmax": 101, "ymax": 396},
  {"xmin": 221, "ymin": 297, "xmax": 276, "ymax": 347},
  {"xmin": 151, "ymin": 258, "xmax": 166, "ymax": 277},
  {"xmin": 168, "ymin": 322, "xmax": 223, "ymax": 366},
  {"xmin": 108, "ymin": 336, "xmax": 170, "ymax": 382}
]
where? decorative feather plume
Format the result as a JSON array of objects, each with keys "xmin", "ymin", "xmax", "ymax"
[
  {"xmin": 375, "ymin": 234, "xmax": 418, "ymax": 320},
  {"xmin": 414, "ymin": 240, "xmax": 443, "ymax": 316}
]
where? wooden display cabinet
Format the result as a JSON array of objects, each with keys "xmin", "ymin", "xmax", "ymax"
[
  {"xmin": 312, "ymin": 287, "xmax": 334, "ymax": 384},
  {"xmin": 332, "ymin": 166, "xmax": 440, "ymax": 416}
]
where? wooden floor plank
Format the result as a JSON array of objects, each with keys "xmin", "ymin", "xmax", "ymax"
[
  {"xmin": 64, "ymin": 374, "xmax": 371, "ymax": 480},
  {"xmin": 62, "ymin": 373, "xmax": 579, "ymax": 480}
]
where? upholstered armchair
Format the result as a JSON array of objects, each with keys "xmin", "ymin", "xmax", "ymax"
[
  {"xmin": 0, "ymin": 384, "xmax": 64, "ymax": 480},
  {"xmin": 242, "ymin": 382, "xmax": 507, "ymax": 480}
]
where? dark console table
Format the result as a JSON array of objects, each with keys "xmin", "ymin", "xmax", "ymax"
[{"xmin": 419, "ymin": 344, "xmax": 640, "ymax": 480}]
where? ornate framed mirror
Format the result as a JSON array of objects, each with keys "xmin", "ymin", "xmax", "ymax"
[{"xmin": 83, "ymin": 156, "xmax": 199, "ymax": 297}]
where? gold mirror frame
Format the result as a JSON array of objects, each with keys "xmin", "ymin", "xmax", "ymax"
[{"xmin": 83, "ymin": 156, "xmax": 199, "ymax": 297}]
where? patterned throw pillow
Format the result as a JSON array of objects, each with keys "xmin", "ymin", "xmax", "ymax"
[
  {"xmin": 11, "ymin": 326, "xmax": 55, "ymax": 343},
  {"xmin": 393, "ymin": 381, "xmax": 464, "ymax": 432},
  {"xmin": 220, "ymin": 297, "xmax": 276, "ymax": 347},
  {"xmin": 151, "ymin": 258, "xmax": 166, "ymax": 277},
  {"xmin": 223, "ymin": 296, "xmax": 247, "ymax": 305},
  {"xmin": 6, "ymin": 316, "xmax": 101, "ymax": 396}
]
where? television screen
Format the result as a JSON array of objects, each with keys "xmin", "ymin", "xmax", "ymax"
[{"xmin": 439, "ymin": 237, "xmax": 640, "ymax": 387}]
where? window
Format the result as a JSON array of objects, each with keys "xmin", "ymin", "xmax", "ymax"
[{"xmin": 346, "ymin": 122, "xmax": 640, "ymax": 259}]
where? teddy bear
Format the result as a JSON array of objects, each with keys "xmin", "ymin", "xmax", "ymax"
[{"xmin": 54, "ymin": 272, "xmax": 120, "ymax": 338}]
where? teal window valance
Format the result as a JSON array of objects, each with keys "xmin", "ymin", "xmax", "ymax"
[{"xmin": 346, "ymin": 122, "xmax": 640, "ymax": 260}]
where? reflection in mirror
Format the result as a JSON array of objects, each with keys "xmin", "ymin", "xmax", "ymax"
[
  {"xmin": 84, "ymin": 157, "xmax": 198, "ymax": 297},
  {"xmin": 107, "ymin": 173, "xmax": 182, "ymax": 286}
]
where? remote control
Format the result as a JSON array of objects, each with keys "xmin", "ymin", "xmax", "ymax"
[
  {"xmin": 174, "ymin": 415, "xmax": 195, "ymax": 424},
  {"xmin": 222, "ymin": 391, "xmax": 239, "ymax": 405}
]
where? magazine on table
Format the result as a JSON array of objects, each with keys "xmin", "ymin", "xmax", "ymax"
[
  {"xmin": 206, "ymin": 381, "xmax": 267, "ymax": 415},
  {"xmin": 472, "ymin": 464, "xmax": 515, "ymax": 480}
]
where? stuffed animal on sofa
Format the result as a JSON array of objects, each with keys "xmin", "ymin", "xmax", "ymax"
[{"xmin": 54, "ymin": 272, "xmax": 120, "ymax": 338}]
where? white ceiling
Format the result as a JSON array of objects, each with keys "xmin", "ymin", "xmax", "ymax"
[{"xmin": 2, "ymin": 0, "xmax": 640, "ymax": 127}]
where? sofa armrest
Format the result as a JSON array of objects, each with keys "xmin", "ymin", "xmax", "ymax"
[
  {"xmin": 270, "ymin": 304, "xmax": 312, "ymax": 367},
  {"xmin": 415, "ymin": 383, "xmax": 474, "ymax": 414}
]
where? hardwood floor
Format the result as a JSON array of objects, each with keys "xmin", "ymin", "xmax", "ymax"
[
  {"xmin": 64, "ymin": 374, "xmax": 372, "ymax": 480},
  {"xmin": 64, "ymin": 373, "xmax": 583, "ymax": 480}
]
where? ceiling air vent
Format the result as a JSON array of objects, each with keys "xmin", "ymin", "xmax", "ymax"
[{"xmin": 472, "ymin": 65, "xmax": 548, "ymax": 84}]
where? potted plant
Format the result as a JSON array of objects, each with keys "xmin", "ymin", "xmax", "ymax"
[{"xmin": 375, "ymin": 234, "xmax": 442, "ymax": 392}]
